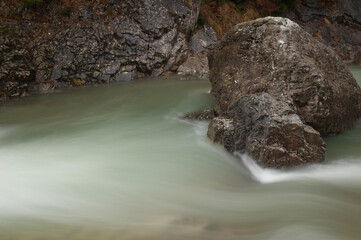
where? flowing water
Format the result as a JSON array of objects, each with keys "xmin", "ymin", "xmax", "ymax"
[{"xmin": 0, "ymin": 65, "xmax": 360, "ymax": 240}]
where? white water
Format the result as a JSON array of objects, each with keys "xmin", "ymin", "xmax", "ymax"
[
  {"xmin": 240, "ymin": 153, "xmax": 361, "ymax": 184},
  {"xmin": 0, "ymin": 66, "xmax": 360, "ymax": 240}
]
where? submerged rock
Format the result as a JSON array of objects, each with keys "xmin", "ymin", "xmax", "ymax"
[
  {"xmin": 209, "ymin": 16, "xmax": 361, "ymax": 135},
  {"xmin": 208, "ymin": 93, "xmax": 326, "ymax": 168}
]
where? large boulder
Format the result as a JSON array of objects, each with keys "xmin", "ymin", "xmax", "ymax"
[
  {"xmin": 209, "ymin": 17, "xmax": 361, "ymax": 135},
  {"xmin": 208, "ymin": 93, "xmax": 326, "ymax": 168}
]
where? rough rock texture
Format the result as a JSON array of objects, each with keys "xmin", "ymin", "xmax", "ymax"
[
  {"xmin": 188, "ymin": 25, "xmax": 217, "ymax": 53},
  {"xmin": 177, "ymin": 52, "xmax": 210, "ymax": 79},
  {"xmin": 177, "ymin": 25, "xmax": 217, "ymax": 79},
  {"xmin": 208, "ymin": 93, "xmax": 326, "ymax": 168},
  {"xmin": 183, "ymin": 109, "xmax": 215, "ymax": 120},
  {"xmin": 284, "ymin": 0, "xmax": 361, "ymax": 61},
  {"xmin": 0, "ymin": 0, "xmax": 202, "ymax": 99},
  {"xmin": 0, "ymin": 24, "xmax": 34, "ymax": 100},
  {"xmin": 209, "ymin": 17, "xmax": 361, "ymax": 135}
]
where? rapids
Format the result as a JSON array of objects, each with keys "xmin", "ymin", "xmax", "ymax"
[{"xmin": 0, "ymin": 65, "xmax": 360, "ymax": 240}]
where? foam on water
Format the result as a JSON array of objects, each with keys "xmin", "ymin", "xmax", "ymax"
[{"xmin": 239, "ymin": 153, "xmax": 361, "ymax": 184}]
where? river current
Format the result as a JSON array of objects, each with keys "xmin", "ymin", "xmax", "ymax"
[{"xmin": 0, "ymin": 65, "xmax": 360, "ymax": 240}]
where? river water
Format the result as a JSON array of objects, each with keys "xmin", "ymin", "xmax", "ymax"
[{"xmin": 0, "ymin": 65, "xmax": 360, "ymax": 240}]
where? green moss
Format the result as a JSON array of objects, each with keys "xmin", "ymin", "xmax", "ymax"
[
  {"xmin": 323, "ymin": 0, "xmax": 337, "ymax": 3},
  {"xmin": 58, "ymin": 6, "xmax": 71, "ymax": 16},
  {"xmin": 272, "ymin": 2, "xmax": 288, "ymax": 15},
  {"xmin": 71, "ymin": 78, "xmax": 82, "ymax": 86},
  {"xmin": 22, "ymin": 0, "xmax": 44, "ymax": 9},
  {"xmin": 0, "ymin": 26, "xmax": 10, "ymax": 36},
  {"xmin": 231, "ymin": 0, "xmax": 246, "ymax": 11},
  {"xmin": 204, "ymin": 0, "xmax": 217, "ymax": 7}
]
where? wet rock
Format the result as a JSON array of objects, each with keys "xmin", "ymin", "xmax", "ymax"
[
  {"xmin": 28, "ymin": 80, "xmax": 58, "ymax": 93},
  {"xmin": 183, "ymin": 109, "xmax": 215, "ymax": 120},
  {"xmin": 209, "ymin": 17, "xmax": 361, "ymax": 135},
  {"xmin": 208, "ymin": 93, "xmax": 326, "ymax": 168},
  {"xmin": 0, "ymin": 0, "xmax": 202, "ymax": 98}
]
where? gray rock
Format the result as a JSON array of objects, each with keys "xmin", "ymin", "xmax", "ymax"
[
  {"xmin": 50, "ymin": 64, "xmax": 62, "ymax": 80},
  {"xmin": 177, "ymin": 52, "xmax": 210, "ymax": 79},
  {"xmin": 208, "ymin": 93, "xmax": 326, "ymax": 168},
  {"xmin": 0, "ymin": 24, "xmax": 34, "ymax": 100},
  {"xmin": 209, "ymin": 17, "xmax": 361, "ymax": 135},
  {"xmin": 189, "ymin": 25, "xmax": 217, "ymax": 53},
  {"xmin": 102, "ymin": 62, "xmax": 121, "ymax": 75},
  {"xmin": 175, "ymin": 25, "xmax": 217, "ymax": 79},
  {"xmin": 115, "ymin": 65, "xmax": 136, "ymax": 82}
]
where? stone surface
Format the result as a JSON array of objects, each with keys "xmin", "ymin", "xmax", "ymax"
[
  {"xmin": 189, "ymin": 25, "xmax": 217, "ymax": 53},
  {"xmin": 209, "ymin": 17, "xmax": 361, "ymax": 135},
  {"xmin": 0, "ymin": 24, "xmax": 34, "ymax": 100},
  {"xmin": 177, "ymin": 52, "xmax": 210, "ymax": 79},
  {"xmin": 284, "ymin": 0, "xmax": 361, "ymax": 61},
  {"xmin": 0, "ymin": 0, "xmax": 202, "ymax": 99},
  {"xmin": 176, "ymin": 25, "xmax": 217, "ymax": 79},
  {"xmin": 208, "ymin": 93, "xmax": 326, "ymax": 168}
]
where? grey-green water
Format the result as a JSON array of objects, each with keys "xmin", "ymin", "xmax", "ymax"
[{"xmin": 0, "ymin": 65, "xmax": 360, "ymax": 240}]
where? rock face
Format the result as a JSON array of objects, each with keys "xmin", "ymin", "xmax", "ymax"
[
  {"xmin": 177, "ymin": 25, "xmax": 217, "ymax": 79},
  {"xmin": 209, "ymin": 17, "xmax": 361, "ymax": 135},
  {"xmin": 0, "ymin": 0, "xmax": 202, "ymax": 99},
  {"xmin": 0, "ymin": 26, "xmax": 34, "ymax": 100},
  {"xmin": 284, "ymin": 0, "xmax": 361, "ymax": 61},
  {"xmin": 208, "ymin": 93, "xmax": 326, "ymax": 168}
]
